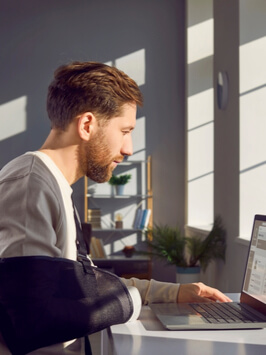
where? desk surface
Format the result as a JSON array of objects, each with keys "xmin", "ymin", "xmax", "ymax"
[{"xmin": 102, "ymin": 294, "xmax": 266, "ymax": 355}]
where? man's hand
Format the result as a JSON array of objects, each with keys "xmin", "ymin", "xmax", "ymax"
[{"xmin": 177, "ymin": 282, "xmax": 232, "ymax": 303}]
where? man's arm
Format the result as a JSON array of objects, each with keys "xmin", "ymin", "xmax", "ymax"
[
  {"xmin": 177, "ymin": 282, "xmax": 232, "ymax": 303},
  {"xmin": 122, "ymin": 277, "xmax": 231, "ymax": 305}
]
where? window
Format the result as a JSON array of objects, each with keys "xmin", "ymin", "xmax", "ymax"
[
  {"xmin": 186, "ymin": 0, "xmax": 266, "ymax": 241},
  {"xmin": 239, "ymin": 0, "xmax": 266, "ymax": 239}
]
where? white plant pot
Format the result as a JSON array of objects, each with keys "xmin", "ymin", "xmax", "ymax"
[
  {"xmin": 176, "ymin": 266, "xmax": 201, "ymax": 284},
  {"xmin": 115, "ymin": 185, "xmax": 125, "ymax": 195}
]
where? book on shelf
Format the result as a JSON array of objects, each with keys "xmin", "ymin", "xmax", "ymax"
[
  {"xmin": 87, "ymin": 208, "xmax": 101, "ymax": 229},
  {"xmin": 133, "ymin": 209, "xmax": 151, "ymax": 230},
  {"xmin": 89, "ymin": 236, "xmax": 107, "ymax": 259},
  {"xmin": 140, "ymin": 209, "xmax": 151, "ymax": 229},
  {"xmin": 133, "ymin": 209, "xmax": 142, "ymax": 229}
]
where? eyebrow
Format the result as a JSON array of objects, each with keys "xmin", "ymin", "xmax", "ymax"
[{"xmin": 122, "ymin": 126, "xmax": 135, "ymax": 131}]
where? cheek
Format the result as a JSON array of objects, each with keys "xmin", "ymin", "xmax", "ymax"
[{"xmin": 107, "ymin": 134, "xmax": 123, "ymax": 152}]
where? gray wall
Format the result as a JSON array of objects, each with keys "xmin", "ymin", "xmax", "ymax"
[{"xmin": 0, "ymin": 0, "xmax": 185, "ymax": 282}]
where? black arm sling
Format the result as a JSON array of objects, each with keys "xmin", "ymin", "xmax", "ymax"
[{"xmin": 0, "ymin": 205, "xmax": 133, "ymax": 355}]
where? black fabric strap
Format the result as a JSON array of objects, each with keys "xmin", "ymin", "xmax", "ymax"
[
  {"xmin": 72, "ymin": 198, "xmax": 93, "ymax": 355},
  {"xmin": 71, "ymin": 199, "xmax": 89, "ymax": 260},
  {"xmin": 84, "ymin": 335, "xmax": 92, "ymax": 355}
]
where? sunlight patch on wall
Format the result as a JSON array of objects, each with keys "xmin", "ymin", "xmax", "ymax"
[
  {"xmin": 187, "ymin": 18, "xmax": 214, "ymax": 64},
  {"xmin": 188, "ymin": 123, "xmax": 214, "ymax": 182},
  {"xmin": 188, "ymin": 174, "xmax": 213, "ymax": 225},
  {"xmin": 240, "ymin": 87, "xmax": 266, "ymax": 171},
  {"xmin": 0, "ymin": 96, "xmax": 27, "ymax": 141},
  {"xmin": 187, "ymin": 88, "xmax": 214, "ymax": 129},
  {"xmin": 240, "ymin": 36, "xmax": 266, "ymax": 94},
  {"xmin": 186, "ymin": 0, "xmax": 214, "ymax": 227},
  {"xmin": 187, "ymin": 121, "xmax": 214, "ymax": 226},
  {"xmin": 115, "ymin": 49, "xmax": 145, "ymax": 87},
  {"xmin": 131, "ymin": 116, "xmax": 146, "ymax": 161}
]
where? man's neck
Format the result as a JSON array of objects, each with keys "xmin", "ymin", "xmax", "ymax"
[{"xmin": 39, "ymin": 129, "xmax": 82, "ymax": 185}]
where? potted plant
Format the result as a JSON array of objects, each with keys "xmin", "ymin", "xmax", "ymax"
[
  {"xmin": 108, "ymin": 174, "xmax": 131, "ymax": 195},
  {"xmin": 145, "ymin": 216, "xmax": 226, "ymax": 283}
]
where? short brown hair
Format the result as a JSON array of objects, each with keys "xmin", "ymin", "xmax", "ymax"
[{"xmin": 47, "ymin": 61, "xmax": 143, "ymax": 130}]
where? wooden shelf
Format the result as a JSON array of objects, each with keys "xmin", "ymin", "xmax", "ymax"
[
  {"xmin": 91, "ymin": 228, "xmax": 144, "ymax": 232},
  {"xmin": 86, "ymin": 194, "xmax": 152, "ymax": 199},
  {"xmin": 84, "ymin": 156, "xmax": 153, "ymax": 278}
]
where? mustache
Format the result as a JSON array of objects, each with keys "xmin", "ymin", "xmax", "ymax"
[{"xmin": 113, "ymin": 155, "xmax": 125, "ymax": 163}]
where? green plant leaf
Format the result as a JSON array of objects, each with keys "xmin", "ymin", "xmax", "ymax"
[
  {"xmin": 144, "ymin": 216, "xmax": 226, "ymax": 272},
  {"xmin": 146, "ymin": 224, "xmax": 187, "ymax": 267},
  {"xmin": 195, "ymin": 216, "xmax": 227, "ymax": 272},
  {"xmin": 108, "ymin": 174, "xmax": 132, "ymax": 185}
]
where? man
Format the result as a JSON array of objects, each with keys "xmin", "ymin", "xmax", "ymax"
[{"xmin": 0, "ymin": 62, "xmax": 231, "ymax": 354}]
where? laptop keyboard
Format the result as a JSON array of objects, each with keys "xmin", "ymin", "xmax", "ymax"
[{"xmin": 190, "ymin": 302, "xmax": 259, "ymax": 324}]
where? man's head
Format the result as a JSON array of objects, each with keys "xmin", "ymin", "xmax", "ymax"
[
  {"xmin": 46, "ymin": 61, "xmax": 143, "ymax": 184},
  {"xmin": 47, "ymin": 61, "xmax": 143, "ymax": 130}
]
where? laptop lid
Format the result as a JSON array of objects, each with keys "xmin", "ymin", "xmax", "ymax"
[{"xmin": 240, "ymin": 214, "xmax": 266, "ymax": 316}]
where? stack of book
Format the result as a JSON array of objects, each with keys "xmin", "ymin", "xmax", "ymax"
[
  {"xmin": 87, "ymin": 208, "xmax": 101, "ymax": 229},
  {"xmin": 133, "ymin": 209, "xmax": 151, "ymax": 230}
]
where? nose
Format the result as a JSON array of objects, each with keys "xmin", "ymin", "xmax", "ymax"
[{"xmin": 121, "ymin": 134, "xmax": 133, "ymax": 156}]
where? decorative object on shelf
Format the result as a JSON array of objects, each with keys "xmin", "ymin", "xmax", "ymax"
[
  {"xmin": 122, "ymin": 245, "xmax": 135, "ymax": 258},
  {"xmin": 115, "ymin": 213, "xmax": 123, "ymax": 229},
  {"xmin": 108, "ymin": 173, "xmax": 132, "ymax": 195},
  {"xmin": 87, "ymin": 208, "xmax": 101, "ymax": 229},
  {"xmin": 145, "ymin": 216, "xmax": 226, "ymax": 282}
]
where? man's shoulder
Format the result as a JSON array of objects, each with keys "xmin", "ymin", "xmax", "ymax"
[
  {"xmin": 0, "ymin": 153, "xmax": 59, "ymax": 193},
  {"xmin": 0, "ymin": 153, "xmax": 48, "ymax": 180}
]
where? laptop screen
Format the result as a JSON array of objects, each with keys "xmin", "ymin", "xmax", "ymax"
[{"xmin": 242, "ymin": 215, "xmax": 266, "ymax": 304}]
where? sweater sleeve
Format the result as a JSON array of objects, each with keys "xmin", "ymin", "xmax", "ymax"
[{"xmin": 121, "ymin": 277, "xmax": 180, "ymax": 305}]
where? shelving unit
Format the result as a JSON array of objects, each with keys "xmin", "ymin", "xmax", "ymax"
[{"xmin": 83, "ymin": 156, "xmax": 153, "ymax": 279}]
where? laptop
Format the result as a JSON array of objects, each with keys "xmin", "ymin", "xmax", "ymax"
[{"xmin": 149, "ymin": 214, "xmax": 266, "ymax": 330}]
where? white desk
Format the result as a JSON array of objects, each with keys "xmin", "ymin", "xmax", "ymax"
[{"xmin": 101, "ymin": 294, "xmax": 266, "ymax": 355}]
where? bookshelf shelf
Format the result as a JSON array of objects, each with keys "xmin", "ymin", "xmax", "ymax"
[
  {"xmin": 83, "ymin": 156, "xmax": 153, "ymax": 279},
  {"xmin": 84, "ymin": 156, "xmax": 153, "ymax": 229},
  {"xmin": 86, "ymin": 194, "xmax": 152, "ymax": 199},
  {"xmin": 90, "ymin": 228, "xmax": 144, "ymax": 232}
]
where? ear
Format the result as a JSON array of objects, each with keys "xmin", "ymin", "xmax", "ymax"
[{"xmin": 77, "ymin": 112, "xmax": 96, "ymax": 141}]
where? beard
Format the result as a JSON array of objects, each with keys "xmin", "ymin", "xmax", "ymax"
[{"xmin": 79, "ymin": 128, "xmax": 123, "ymax": 183}]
